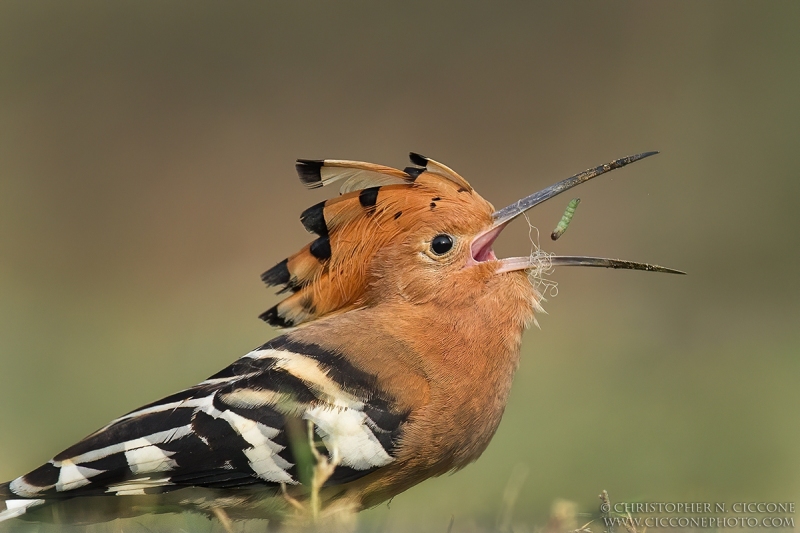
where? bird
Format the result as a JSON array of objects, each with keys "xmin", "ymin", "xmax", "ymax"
[{"xmin": 0, "ymin": 152, "xmax": 683, "ymax": 527}]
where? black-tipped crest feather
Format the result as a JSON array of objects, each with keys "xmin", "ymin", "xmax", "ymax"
[
  {"xmin": 309, "ymin": 235, "xmax": 332, "ymax": 261},
  {"xmin": 359, "ymin": 187, "xmax": 380, "ymax": 209},
  {"xmin": 407, "ymin": 153, "xmax": 473, "ymax": 191},
  {"xmin": 259, "ymin": 305, "xmax": 295, "ymax": 328},
  {"xmin": 300, "ymin": 201, "xmax": 328, "ymax": 236},
  {"xmin": 403, "ymin": 166, "xmax": 424, "ymax": 179},
  {"xmin": 409, "ymin": 152, "xmax": 428, "ymax": 167},
  {"xmin": 261, "ymin": 259, "xmax": 291, "ymax": 287},
  {"xmin": 296, "ymin": 159, "xmax": 324, "ymax": 188}
]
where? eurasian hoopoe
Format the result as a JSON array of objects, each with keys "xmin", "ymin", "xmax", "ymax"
[{"xmin": 0, "ymin": 152, "xmax": 683, "ymax": 526}]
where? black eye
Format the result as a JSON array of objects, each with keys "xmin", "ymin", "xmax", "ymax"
[{"xmin": 430, "ymin": 234, "xmax": 454, "ymax": 255}]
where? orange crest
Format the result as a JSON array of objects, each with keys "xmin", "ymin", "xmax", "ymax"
[{"xmin": 260, "ymin": 153, "xmax": 495, "ymax": 328}]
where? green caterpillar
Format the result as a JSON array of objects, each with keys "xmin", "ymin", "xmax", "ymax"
[{"xmin": 551, "ymin": 198, "xmax": 580, "ymax": 240}]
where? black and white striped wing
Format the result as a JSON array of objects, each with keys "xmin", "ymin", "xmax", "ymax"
[{"xmin": 2, "ymin": 337, "xmax": 408, "ymax": 510}]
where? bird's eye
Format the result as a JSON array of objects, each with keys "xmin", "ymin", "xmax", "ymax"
[{"xmin": 430, "ymin": 234, "xmax": 454, "ymax": 255}]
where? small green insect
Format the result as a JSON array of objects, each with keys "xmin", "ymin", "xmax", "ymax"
[{"xmin": 551, "ymin": 198, "xmax": 581, "ymax": 240}]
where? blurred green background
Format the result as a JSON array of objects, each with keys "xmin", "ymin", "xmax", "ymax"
[{"xmin": 1, "ymin": 2, "xmax": 799, "ymax": 532}]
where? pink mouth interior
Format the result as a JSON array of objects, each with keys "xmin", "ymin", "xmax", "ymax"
[
  {"xmin": 474, "ymin": 246, "xmax": 497, "ymax": 262},
  {"xmin": 470, "ymin": 224, "xmax": 504, "ymax": 263}
]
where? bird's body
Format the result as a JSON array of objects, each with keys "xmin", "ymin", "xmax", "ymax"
[{"xmin": 0, "ymin": 152, "xmax": 681, "ymax": 526}]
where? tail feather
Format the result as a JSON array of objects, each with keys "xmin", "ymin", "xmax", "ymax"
[{"xmin": 0, "ymin": 482, "xmax": 46, "ymax": 523}]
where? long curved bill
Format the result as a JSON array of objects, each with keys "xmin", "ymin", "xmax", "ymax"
[{"xmin": 473, "ymin": 152, "xmax": 685, "ymax": 276}]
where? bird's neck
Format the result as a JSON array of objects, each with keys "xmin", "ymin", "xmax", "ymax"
[
  {"xmin": 387, "ymin": 271, "xmax": 536, "ymax": 368},
  {"xmin": 371, "ymin": 273, "xmax": 537, "ymax": 467}
]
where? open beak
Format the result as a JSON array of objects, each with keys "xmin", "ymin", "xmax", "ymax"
[{"xmin": 470, "ymin": 152, "xmax": 686, "ymax": 276}]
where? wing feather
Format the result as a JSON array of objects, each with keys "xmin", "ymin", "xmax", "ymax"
[{"xmin": 4, "ymin": 335, "xmax": 409, "ymax": 506}]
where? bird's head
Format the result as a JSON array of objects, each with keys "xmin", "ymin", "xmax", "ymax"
[{"xmin": 260, "ymin": 152, "xmax": 683, "ymax": 328}]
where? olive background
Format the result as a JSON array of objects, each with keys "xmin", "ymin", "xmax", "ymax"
[{"xmin": 1, "ymin": 2, "xmax": 799, "ymax": 532}]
